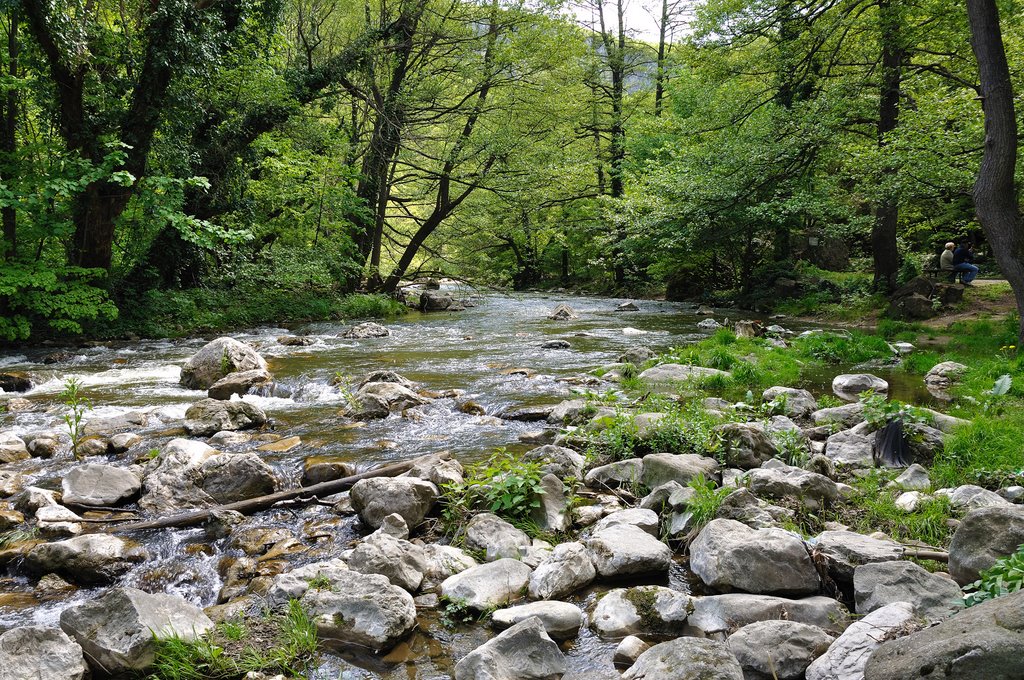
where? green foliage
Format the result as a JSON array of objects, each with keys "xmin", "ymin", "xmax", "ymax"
[
  {"xmin": 584, "ymin": 404, "xmax": 724, "ymax": 462},
  {"xmin": 771, "ymin": 428, "xmax": 810, "ymax": 467},
  {"xmin": 931, "ymin": 412, "xmax": 1024, "ymax": 489},
  {"xmin": 0, "ymin": 263, "xmax": 118, "ymax": 340},
  {"xmin": 793, "ymin": 333, "xmax": 893, "ymax": 366},
  {"xmin": 838, "ymin": 472, "xmax": 954, "ymax": 547},
  {"xmin": 337, "ymin": 294, "xmax": 407, "ymax": 319},
  {"xmin": 60, "ymin": 378, "xmax": 90, "ymax": 457},
  {"xmin": 964, "ymin": 545, "xmax": 1024, "ymax": 607},
  {"xmin": 685, "ymin": 474, "xmax": 730, "ymax": 533},
  {"xmin": 441, "ymin": 450, "xmax": 546, "ymax": 535},
  {"xmin": 860, "ymin": 392, "xmax": 927, "ymax": 430}
]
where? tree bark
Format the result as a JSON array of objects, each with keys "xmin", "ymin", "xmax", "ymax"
[
  {"xmin": 1, "ymin": 9, "xmax": 16, "ymax": 260},
  {"xmin": 966, "ymin": 0, "xmax": 1024, "ymax": 340},
  {"xmin": 654, "ymin": 0, "xmax": 669, "ymax": 117},
  {"xmin": 871, "ymin": 0, "xmax": 903, "ymax": 293}
]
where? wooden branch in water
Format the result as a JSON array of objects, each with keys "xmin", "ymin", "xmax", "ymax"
[{"xmin": 106, "ymin": 453, "xmax": 450, "ymax": 533}]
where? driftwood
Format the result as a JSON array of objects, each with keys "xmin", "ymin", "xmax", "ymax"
[
  {"xmin": 902, "ymin": 548, "xmax": 950, "ymax": 562},
  {"xmin": 107, "ymin": 452, "xmax": 450, "ymax": 533}
]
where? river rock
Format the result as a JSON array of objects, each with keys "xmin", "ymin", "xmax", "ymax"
[
  {"xmin": 824, "ymin": 428, "xmax": 874, "ymax": 467},
  {"xmin": 690, "ymin": 519, "xmax": 820, "ymax": 595},
  {"xmin": 348, "ymin": 528, "xmax": 427, "ymax": 592},
  {"xmin": 639, "ymin": 363, "xmax": 731, "ymax": 385},
  {"xmin": 854, "ymin": 560, "xmax": 963, "ymax": 622},
  {"xmin": 299, "ymin": 571, "xmax": 417, "ymax": 652},
  {"xmin": 618, "ymin": 347, "xmax": 656, "ymax": 365},
  {"xmin": 61, "ymin": 463, "xmax": 141, "ymax": 507},
  {"xmin": 199, "ymin": 452, "xmax": 279, "ymax": 503},
  {"xmin": 805, "ymin": 602, "xmax": 916, "ymax": 680},
  {"xmin": 59, "ymin": 587, "xmax": 214, "ymax": 675},
  {"xmin": 422, "ymin": 544, "xmax": 477, "ymax": 585},
  {"xmin": 946, "ymin": 484, "xmax": 1010, "ymax": 511},
  {"xmin": 420, "ymin": 291, "xmax": 456, "ymax": 311},
  {"xmin": 924, "ymin": 361, "xmax": 968, "ymax": 388},
  {"xmin": 12, "ymin": 486, "xmax": 58, "ymax": 513},
  {"xmin": 548, "ymin": 304, "xmax": 578, "ymax": 320},
  {"xmin": 138, "ymin": 438, "xmax": 218, "ymax": 513},
  {"xmin": 546, "ymin": 398, "xmax": 588, "ymax": 425},
  {"xmin": 356, "ymin": 382, "xmax": 429, "ymax": 411},
  {"xmin": 948, "ymin": 505, "xmax": 1024, "ymax": 585},
  {"xmin": 812, "ymin": 402, "xmax": 866, "ymax": 428},
  {"xmin": 184, "ymin": 398, "xmax": 267, "ymax": 436},
  {"xmin": 585, "ymin": 459, "xmax": 642, "ymax": 488},
  {"xmin": 0, "ymin": 432, "xmax": 28, "ymax": 464},
  {"xmin": 0, "ymin": 625, "xmax": 87, "ymax": 680},
  {"xmin": 641, "ymin": 452, "xmax": 720, "ymax": 488},
  {"xmin": 863, "ymin": 589, "xmax": 1024, "ymax": 680},
  {"xmin": 523, "ymin": 445, "xmax": 585, "ymax": 479},
  {"xmin": 584, "ymin": 523, "xmax": 672, "ymax": 578},
  {"xmin": 540, "ymin": 339, "xmax": 571, "ymax": 349},
  {"xmin": 440, "ymin": 558, "xmax": 533, "ymax": 611},
  {"xmin": 623, "ymin": 637, "xmax": 743, "ymax": 680},
  {"xmin": 529, "ymin": 542, "xmax": 596, "ymax": 600},
  {"xmin": 589, "ymin": 586, "xmax": 690, "ymax": 638},
  {"xmin": 812, "ymin": 531, "xmax": 904, "ymax": 586},
  {"xmin": 0, "ymin": 371, "xmax": 32, "ymax": 393},
  {"xmin": 35, "ymin": 506, "xmax": 83, "ymax": 537},
  {"xmin": 464, "ymin": 513, "xmax": 530, "ymax": 561},
  {"xmin": 179, "ymin": 337, "xmax": 268, "ymax": 390},
  {"xmin": 109, "ymin": 432, "xmax": 142, "ymax": 453},
  {"xmin": 592, "ymin": 508, "xmax": 660, "ymax": 536},
  {"xmin": 832, "ymin": 374, "xmax": 888, "ymax": 399},
  {"xmin": 207, "ymin": 369, "xmax": 274, "ymax": 400},
  {"xmin": 350, "ymin": 476, "xmax": 438, "ymax": 530},
  {"xmin": 454, "ymin": 616, "xmax": 566, "ymax": 680},
  {"xmin": 688, "ymin": 594, "xmax": 850, "ymax": 636},
  {"xmin": 747, "ymin": 463, "xmax": 838, "ymax": 510},
  {"xmin": 893, "ymin": 464, "xmax": 930, "ymax": 491},
  {"xmin": 717, "ymin": 422, "xmax": 780, "ymax": 469},
  {"xmin": 615, "ymin": 636, "xmax": 650, "ymax": 666},
  {"xmin": 531, "ymin": 474, "xmax": 570, "ymax": 532},
  {"xmin": 697, "ymin": 318, "xmax": 722, "ymax": 330},
  {"xmin": 763, "ymin": 386, "xmax": 818, "ymax": 419},
  {"xmin": 729, "ymin": 620, "xmax": 834, "ymax": 680},
  {"xmin": 714, "ymin": 487, "xmax": 794, "ymax": 530},
  {"xmin": 493, "ymin": 601, "xmax": 582, "ymax": 639},
  {"xmin": 26, "ymin": 534, "xmax": 147, "ymax": 585},
  {"xmin": 342, "ymin": 322, "xmax": 390, "ymax": 339}
]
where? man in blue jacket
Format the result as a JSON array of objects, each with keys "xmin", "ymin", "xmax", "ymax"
[{"xmin": 952, "ymin": 241, "xmax": 979, "ymax": 285}]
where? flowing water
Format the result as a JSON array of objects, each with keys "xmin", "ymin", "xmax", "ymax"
[{"xmin": 0, "ymin": 290, "xmax": 938, "ymax": 678}]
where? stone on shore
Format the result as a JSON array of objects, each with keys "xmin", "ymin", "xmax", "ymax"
[
  {"xmin": 623, "ymin": 637, "xmax": 743, "ymax": 680},
  {"xmin": 0, "ymin": 626, "xmax": 87, "ymax": 680},
  {"xmin": 440, "ymin": 559, "xmax": 533, "ymax": 611}
]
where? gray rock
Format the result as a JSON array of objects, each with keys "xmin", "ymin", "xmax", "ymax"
[
  {"xmin": 356, "ymin": 381, "xmax": 429, "ymax": 412},
  {"xmin": 584, "ymin": 524, "xmax": 672, "ymax": 578},
  {"xmin": 422, "ymin": 544, "xmax": 477, "ymax": 585},
  {"xmin": 440, "ymin": 558, "xmax": 533, "ymax": 611},
  {"xmin": 854, "ymin": 560, "xmax": 963, "ymax": 622},
  {"xmin": 199, "ymin": 452, "xmax": 279, "ymax": 504},
  {"xmin": 641, "ymin": 452, "xmax": 720, "ymax": 488},
  {"xmin": 350, "ymin": 476, "xmax": 438, "ymax": 530},
  {"xmin": 763, "ymin": 386, "xmax": 818, "ymax": 419},
  {"xmin": 138, "ymin": 438, "xmax": 218, "ymax": 513},
  {"xmin": 812, "ymin": 531, "xmax": 904, "ymax": 586},
  {"xmin": 454, "ymin": 616, "xmax": 566, "ymax": 680},
  {"xmin": 109, "ymin": 432, "xmax": 142, "ymax": 453},
  {"xmin": 825, "ymin": 429, "xmax": 875, "ymax": 467},
  {"xmin": 265, "ymin": 559, "xmax": 351, "ymax": 607},
  {"xmin": 540, "ymin": 339, "xmax": 571, "ymax": 349},
  {"xmin": 342, "ymin": 322, "xmax": 390, "ymax": 339},
  {"xmin": 492, "ymin": 601, "xmax": 582, "ymax": 639},
  {"xmin": 584, "ymin": 459, "xmax": 642, "ymax": 488},
  {"xmin": 893, "ymin": 464, "xmax": 930, "ymax": 491},
  {"xmin": 547, "ymin": 304, "xmax": 578, "ymax": 320},
  {"xmin": 207, "ymin": 369, "xmax": 274, "ymax": 400},
  {"xmin": 529, "ymin": 542, "xmax": 596, "ymax": 600},
  {"xmin": 924, "ymin": 361, "xmax": 968, "ymax": 388},
  {"xmin": 0, "ymin": 432, "xmax": 28, "ymax": 464},
  {"xmin": 179, "ymin": 337, "xmax": 267, "ymax": 390},
  {"xmin": 618, "ymin": 347, "xmax": 656, "ymax": 365},
  {"xmin": 832, "ymin": 374, "xmax": 888, "ymax": 399},
  {"xmin": 589, "ymin": 586, "xmax": 690, "ymax": 638},
  {"xmin": 419, "ymin": 291, "xmax": 457, "ymax": 311},
  {"xmin": 614, "ymin": 636, "xmax": 650, "ymax": 666},
  {"xmin": 639, "ymin": 363, "xmax": 731, "ymax": 385},
  {"xmin": 347, "ymin": 527, "xmax": 428, "ymax": 592},
  {"xmin": 863, "ymin": 589, "xmax": 1024, "ymax": 680},
  {"xmin": 60, "ymin": 587, "xmax": 213, "ymax": 675},
  {"xmin": 623, "ymin": 637, "xmax": 743, "ymax": 680},
  {"xmin": 729, "ymin": 620, "xmax": 834, "ymax": 680},
  {"xmin": 805, "ymin": 602, "xmax": 916, "ymax": 680},
  {"xmin": 299, "ymin": 571, "xmax": 417, "ymax": 652},
  {"xmin": 697, "ymin": 318, "xmax": 722, "ymax": 330},
  {"xmin": 184, "ymin": 398, "xmax": 267, "ymax": 436},
  {"xmin": 688, "ymin": 594, "xmax": 850, "ymax": 636},
  {"xmin": 999, "ymin": 486, "xmax": 1024, "ymax": 503},
  {"xmin": 523, "ymin": 445, "xmax": 585, "ymax": 479},
  {"xmin": 812, "ymin": 403, "xmax": 866, "ymax": 429},
  {"xmin": 26, "ymin": 535, "xmax": 147, "ymax": 585},
  {"xmin": 530, "ymin": 474, "xmax": 570, "ymax": 532},
  {"xmin": 35, "ymin": 506, "xmax": 83, "ymax": 538},
  {"xmin": 716, "ymin": 423, "xmax": 779, "ymax": 469},
  {"xmin": 949, "ymin": 505, "xmax": 1024, "ymax": 585},
  {"xmin": 895, "ymin": 491, "xmax": 924, "ymax": 511},
  {"xmin": 591, "ymin": 508, "xmax": 660, "ymax": 536},
  {"xmin": 546, "ymin": 398, "xmax": 588, "ymax": 425},
  {"xmin": 0, "ymin": 626, "xmax": 87, "ymax": 680},
  {"xmin": 714, "ymin": 488, "xmax": 794, "ymax": 530},
  {"xmin": 947, "ymin": 484, "xmax": 1011, "ymax": 511},
  {"xmin": 61, "ymin": 464, "xmax": 141, "ymax": 507},
  {"xmin": 466, "ymin": 513, "xmax": 531, "ymax": 561},
  {"xmin": 747, "ymin": 463, "xmax": 838, "ymax": 510},
  {"xmin": 691, "ymin": 519, "xmax": 820, "ymax": 595}
]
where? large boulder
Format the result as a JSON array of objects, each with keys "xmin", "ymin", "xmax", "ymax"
[
  {"xmin": 948, "ymin": 505, "xmax": 1024, "ymax": 585},
  {"xmin": 184, "ymin": 398, "xmax": 267, "ymax": 436},
  {"xmin": 440, "ymin": 558, "xmax": 533, "ymax": 611},
  {"xmin": 716, "ymin": 423, "xmax": 779, "ymax": 469},
  {"xmin": 639, "ymin": 363, "xmax": 731, "ymax": 385},
  {"xmin": 61, "ymin": 463, "xmax": 141, "ymax": 507},
  {"xmin": 832, "ymin": 374, "xmax": 888, "ymax": 399},
  {"xmin": 298, "ymin": 571, "xmax": 417, "ymax": 652},
  {"xmin": 139, "ymin": 439, "xmax": 218, "ymax": 513},
  {"xmin": 688, "ymin": 594, "xmax": 850, "ymax": 636},
  {"xmin": 59, "ymin": 588, "xmax": 213, "ymax": 675},
  {"xmin": 523, "ymin": 445, "xmax": 585, "ymax": 479},
  {"xmin": 824, "ymin": 429, "xmax": 875, "ymax": 467},
  {"xmin": 747, "ymin": 463, "xmax": 838, "ymax": 510},
  {"xmin": 623, "ymin": 637, "xmax": 744, "ymax": 680},
  {"xmin": 355, "ymin": 382, "xmax": 429, "ymax": 411},
  {"xmin": 584, "ymin": 459, "xmax": 642, "ymax": 488},
  {"xmin": 531, "ymin": 474, "xmax": 570, "ymax": 533},
  {"xmin": 589, "ymin": 586, "xmax": 690, "ymax": 638},
  {"xmin": 465, "ymin": 513, "xmax": 531, "ymax": 561},
  {"xmin": 179, "ymin": 337, "xmax": 267, "ymax": 390},
  {"xmin": 812, "ymin": 403, "xmax": 865, "ymax": 429},
  {"xmin": 729, "ymin": 620, "xmax": 834, "ymax": 680},
  {"xmin": 492, "ymin": 601, "xmax": 582, "ymax": 640},
  {"xmin": 346, "ymin": 525, "xmax": 428, "ymax": 592},
  {"xmin": 864, "ymin": 589, "xmax": 1024, "ymax": 680},
  {"xmin": 690, "ymin": 519, "xmax": 821, "ymax": 596},
  {"xmin": 349, "ymin": 476, "xmax": 438, "ymax": 530},
  {"xmin": 453, "ymin": 616, "xmax": 566, "ymax": 680},
  {"xmin": 946, "ymin": 484, "xmax": 1010, "ymax": 511},
  {"xmin": 342, "ymin": 322, "xmax": 390, "ymax": 339},
  {"xmin": 812, "ymin": 530, "xmax": 904, "ymax": 586},
  {"xmin": 641, "ymin": 453, "xmax": 720, "ymax": 488},
  {"xmin": 584, "ymin": 524, "xmax": 672, "ymax": 578},
  {"xmin": 0, "ymin": 626, "xmax": 87, "ymax": 680},
  {"xmin": 546, "ymin": 398, "xmax": 588, "ymax": 425},
  {"xmin": 805, "ymin": 602, "xmax": 916, "ymax": 680},
  {"xmin": 0, "ymin": 371, "xmax": 33, "ymax": 393},
  {"xmin": 207, "ymin": 369, "xmax": 274, "ymax": 400},
  {"xmin": 26, "ymin": 535, "xmax": 147, "ymax": 585},
  {"xmin": 924, "ymin": 361, "xmax": 968, "ymax": 389},
  {"xmin": 763, "ymin": 386, "xmax": 818, "ymax": 419},
  {"xmin": 853, "ymin": 560, "xmax": 963, "ymax": 622},
  {"xmin": 529, "ymin": 542, "xmax": 596, "ymax": 600},
  {"xmin": 420, "ymin": 291, "xmax": 457, "ymax": 311},
  {"xmin": 198, "ymin": 452, "xmax": 279, "ymax": 503}
]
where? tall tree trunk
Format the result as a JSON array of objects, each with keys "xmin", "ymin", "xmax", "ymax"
[
  {"xmin": 871, "ymin": 0, "xmax": 903, "ymax": 293},
  {"xmin": 1, "ymin": 9, "xmax": 16, "ymax": 260},
  {"xmin": 966, "ymin": 0, "xmax": 1024, "ymax": 340},
  {"xmin": 654, "ymin": 0, "xmax": 669, "ymax": 117},
  {"xmin": 598, "ymin": 0, "xmax": 627, "ymax": 285}
]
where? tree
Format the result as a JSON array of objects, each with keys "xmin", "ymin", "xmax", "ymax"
[{"xmin": 966, "ymin": 0, "xmax": 1024, "ymax": 339}]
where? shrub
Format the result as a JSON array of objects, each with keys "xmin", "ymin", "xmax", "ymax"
[
  {"xmin": 964, "ymin": 544, "xmax": 1024, "ymax": 607},
  {"xmin": 442, "ymin": 450, "xmax": 546, "ymax": 535}
]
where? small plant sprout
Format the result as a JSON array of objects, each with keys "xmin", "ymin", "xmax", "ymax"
[{"xmin": 60, "ymin": 377, "xmax": 91, "ymax": 457}]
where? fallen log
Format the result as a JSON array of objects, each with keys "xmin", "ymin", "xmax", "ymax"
[
  {"xmin": 106, "ymin": 452, "xmax": 450, "ymax": 533},
  {"xmin": 902, "ymin": 548, "xmax": 950, "ymax": 562}
]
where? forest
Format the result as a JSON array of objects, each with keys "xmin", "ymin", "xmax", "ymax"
[{"xmin": 0, "ymin": 0, "xmax": 1020, "ymax": 340}]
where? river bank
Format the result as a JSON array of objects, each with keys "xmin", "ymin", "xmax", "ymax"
[{"xmin": 0, "ymin": 290, "xmax": 1022, "ymax": 679}]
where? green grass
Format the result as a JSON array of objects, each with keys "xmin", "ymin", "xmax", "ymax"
[{"xmin": 931, "ymin": 412, "xmax": 1024, "ymax": 489}]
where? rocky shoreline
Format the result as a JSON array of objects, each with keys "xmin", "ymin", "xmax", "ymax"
[{"xmin": 1, "ymin": 320, "xmax": 1023, "ymax": 679}]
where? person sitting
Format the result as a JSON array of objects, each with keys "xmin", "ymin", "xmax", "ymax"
[
  {"xmin": 939, "ymin": 242, "xmax": 956, "ymax": 278},
  {"xmin": 952, "ymin": 241, "xmax": 979, "ymax": 285}
]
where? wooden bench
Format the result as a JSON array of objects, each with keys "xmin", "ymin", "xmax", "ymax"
[{"xmin": 923, "ymin": 267, "xmax": 962, "ymax": 283}]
